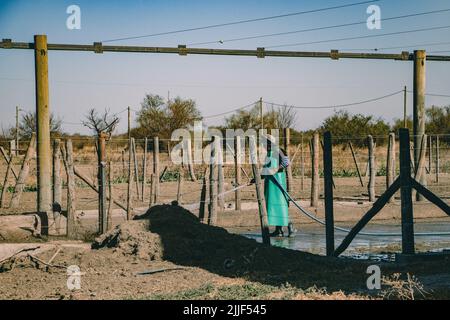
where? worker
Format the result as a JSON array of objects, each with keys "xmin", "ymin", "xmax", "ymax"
[{"xmin": 260, "ymin": 135, "xmax": 294, "ymax": 237}]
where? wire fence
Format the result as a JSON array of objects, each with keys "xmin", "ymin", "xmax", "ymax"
[{"xmin": 1, "ymin": 132, "xmax": 449, "ymax": 217}]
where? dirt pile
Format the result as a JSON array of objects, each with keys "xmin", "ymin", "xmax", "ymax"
[
  {"xmin": 92, "ymin": 219, "xmax": 164, "ymax": 260},
  {"xmin": 92, "ymin": 204, "xmax": 326, "ymax": 274}
]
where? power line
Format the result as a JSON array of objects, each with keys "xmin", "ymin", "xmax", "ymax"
[
  {"xmin": 101, "ymin": 0, "xmax": 379, "ymax": 43},
  {"xmin": 406, "ymin": 90, "xmax": 450, "ymax": 98},
  {"xmin": 188, "ymin": 8, "xmax": 450, "ymax": 46},
  {"xmin": 203, "ymin": 101, "xmax": 258, "ymax": 119},
  {"xmin": 266, "ymin": 25, "xmax": 450, "ymax": 49},
  {"xmin": 340, "ymin": 41, "xmax": 450, "ymax": 52},
  {"xmin": 264, "ymin": 90, "xmax": 403, "ymax": 110}
]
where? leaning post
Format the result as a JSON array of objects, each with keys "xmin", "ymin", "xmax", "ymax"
[{"xmin": 249, "ymin": 135, "xmax": 270, "ymax": 245}]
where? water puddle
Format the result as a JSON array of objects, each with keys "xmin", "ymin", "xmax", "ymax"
[{"xmin": 241, "ymin": 221, "xmax": 450, "ymax": 262}]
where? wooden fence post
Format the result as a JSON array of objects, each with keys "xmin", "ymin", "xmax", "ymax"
[
  {"xmin": 65, "ymin": 139, "xmax": 76, "ymax": 239},
  {"xmin": 399, "ymin": 128, "xmax": 415, "ymax": 255},
  {"xmin": 98, "ymin": 132, "xmax": 107, "ymax": 234},
  {"xmin": 177, "ymin": 170, "xmax": 183, "ymax": 204},
  {"xmin": 121, "ymin": 150, "xmax": 126, "ymax": 177},
  {"xmin": 435, "ymin": 136, "xmax": 440, "ymax": 183},
  {"xmin": 107, "ymin": 161, "xmax": 113, "ymax": 231},
  {"xmin": 186, "ymin": 138, "xmax": 196, "ymax": 181},
  {"xmin": 132, "ymin": 138, "xmax": 140, "ymax": 200},
  {"xmin": 301, "ymin": 134, "xmax": 305, "ymax": 191},
  {"xmin": 323, "ymin": 131, "xmax": 335, "ymax": 256},
  {"xmin": 142, "ymin": 137, "xmax": 148, "ymax": 202},
  {"xmin": 148, "ymin": 173, "xmax": 154, "ymax": 208},
  {"xmin": 217, "ymin": 142, "xmax": 225, "ymax": 210},
  {"xmin": 368, "ymin": 135, "xmax": 376, "ymax": 202},
  {"xmin": 153, "ymin": 136, "xmax": 160, "ymax": 204},
  {"xmin": 0, "ymin": 147, "xmax": 18, "ymax": 181},
  {"xmin": 386, "ymin": 133, "xmax": 395, "ymax": 202},
  {"xmin": 0, "ymin": 151, "xmax": 13, "ymax": 208},
  {"xmin": 249, "ymin": 135, "xmax": 270, "ymax": 245},
  {"xmin": 415, "ymin": 134, "xmax": 427, "ymax": 202},
  {"xmin": 127, "ymin": 137, "xmax": 134, "ymax": 220},
  {"xmin": 310, "ymin": 133, "xmax": 319, "ymax": 207},
  {"xmin": 10, "ymin": 133, "xmax": 36, "ymax": 208},
  {"xmin": 234, "ymin": 136, "xmax": 242, "ymax": 210},
  {"xmin": 348, "ymin": 141, "xmax": 364, "ymax": 187},
  {"xmin": 52, "ymin": 139, "xmax": 62, "ymax": 207},
  {"xmin": 428, "ymin": 135, "xmax": 432, "ymax": 174},
  {"xmin": 35, "ymin": 35, "xmax": 52, "ymax": 214},
  {"xmin": 208, "ymin": 137, "xmax": 218, "ymax": 225},
  {"xmin": 283, "ymin": 128, "xmax": 294, "ymax": 195},
  {"xmin": 199, "ymin": 168, "xmax": 208, "ymax": 222}
]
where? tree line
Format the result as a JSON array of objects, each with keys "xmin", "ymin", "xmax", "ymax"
[{"xmin": 2, "ymin": 93, "xmax": 449, "ymax": 148}]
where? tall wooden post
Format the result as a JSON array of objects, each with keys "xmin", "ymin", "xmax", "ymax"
[
  {"xmin": 310, "ymin": 133, "xmax": 319, "ymax": 207},
  {"xmin": 413, "ymin": 50, "xmax": 426, "ymax": 201},
  {"xmin": 435, "ymin": 136, "xmax": 440, "ymax": 183},
  {"xmin": 65, "ymin": 139, "xmax": 76, "ymax": 239},
  {"xmin": 98, "ymin": 132, "xmax": 107, "ymax": 234},
  {"xmin": 323, "ymin": 132, "xmax": 335, "ymax": 256},
  {"xmin": 368, "ymin": 135, "xmax": 376, "ymax": 202},
  {"xmin": 142, "ymin": 137, "xmax": 148, "ymax": 201},
  {"xmin": 386, "ymin": 133, "xmax": 395, "ymax": 202},
  {"xmin": 399, "ymin": 129, "xmax": 415, "ymax": 255},
  {"xmin": 34, "ymin": 34, "xmax": 52, "ymax": 213},
  {"xmin": 208, "ymin": 137, "xmax": 218, "ymax": 225},
  {"xmin": 283, "ymin": 128, "xmax": 293, "ymax": 195},
  {"xmin": 153, "ymin": 137, "xmax": 160, "ymax": 204},
  {"xmin": 234, "ymin": 136, "xmax": 242, "ymax": 210},
  {"xmin": 249, "ymin": 135, "xmax": 270, "ymax": 245}
]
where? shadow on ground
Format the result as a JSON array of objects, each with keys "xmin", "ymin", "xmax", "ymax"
[{"xmin": 132, "ymin": 203, "xmax": 372, "ymax": 294}]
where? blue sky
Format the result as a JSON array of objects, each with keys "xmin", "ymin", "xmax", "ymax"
[{"xmin": 1, "ymin": 0, "xmax": 450, "ymax": 134}]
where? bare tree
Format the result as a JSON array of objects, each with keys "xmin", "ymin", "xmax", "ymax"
[
  {"xmin": 82, "ymin": 109, "xmax": 119, "ymax": 136},
  {"xmin": 17, "ymin": 111, "xmax": 63, "ymax": 139},
  {"xmin": 277, "ymin": 104, "xmax": 297, "ymax": 129}
]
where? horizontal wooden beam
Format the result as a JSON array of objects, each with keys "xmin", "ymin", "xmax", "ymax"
[{"xmin": 2, "ymin": 39, "xmax": 450, "ymax": 61}]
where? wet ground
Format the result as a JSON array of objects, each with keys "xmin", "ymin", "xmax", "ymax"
[{"xmin": 241, "ymin": 220, "xmax": 450, "ymax": 261}]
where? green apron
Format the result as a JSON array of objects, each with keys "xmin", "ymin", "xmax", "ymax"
[{"xmin": 263, "ymin": 151, "xmax": 289, "ymax": 227}]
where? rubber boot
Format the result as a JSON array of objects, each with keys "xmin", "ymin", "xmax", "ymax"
[
  {"xmin": 287, "ymin": 223, "xmax": 296, "ymax": 237},
  {"xmin": 270, "ymin": 226, "xmax": 284, "ymax": 237}
]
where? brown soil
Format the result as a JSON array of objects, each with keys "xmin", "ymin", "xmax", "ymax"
[{"xmin": 1, "ymin": 204, "xmax": 450, "ymax": 300}]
